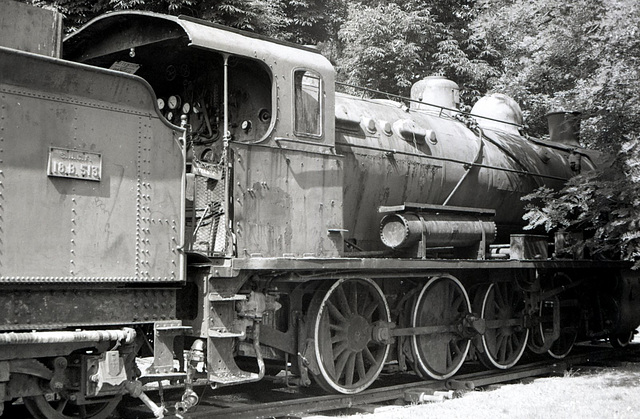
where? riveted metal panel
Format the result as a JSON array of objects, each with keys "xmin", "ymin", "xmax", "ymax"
[
  {"xmin": 335, "ymin": 94, "xmax": 581, "ymax": 250},
  {"xmin": 0, "ymin": 288, "xmax": 177, "ymax": 330},
  {"xmin": 64, "ymin": 11, "xmax": 336, "ymax": 149},
  {"xmin": 0, "ymin": 0, "xmax": 62, "ymax": 58},
  {"xmin": 233, "ymin": 144, "xmax": 343, "ymax": 258},
  {"xmin": 0, "ymin": 48, "xmax": 185, "ymax": 283}
]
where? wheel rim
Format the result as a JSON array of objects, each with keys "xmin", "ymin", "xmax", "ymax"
[
  {"xmin": 610, "ymin": 331, "xmax": 634, "ymax": 348},
  {"xmin": 411, "ymin": 275, "xmax": 472, "ymax": 380},
  {"xmin": 545, "ymin": 273, "xmax": 580, "ymax": 359},
  {"xmin": 310, "ymin": 278, "xmax": 391, "ymax": 394},
  {"xmin": 477, "ymin": 282, "xmax": 529, "ymax": 369},
  {"xmin": 24, "ymin": 394, "xmax": 121, "ymax": 419}
]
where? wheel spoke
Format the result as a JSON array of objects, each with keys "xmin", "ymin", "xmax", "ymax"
[
  {"xmin": 363, "ymin": 345, "xmax": 377, "ymax": 364},
  {"xmin": 451, "ymin": 295, "xmax": 463, "ymax": 313},
  {"xmin": 329, "ymin": 323, "xmax": 347, "ymax": 332},
  {"xmin": 356, "ymin": 351, "xmax": 366, "ymax": 380},
  {"xmin": 345, "ymin": 353, "xmax": 356, "ymax": 386},
  {"xmin": 358, "ymin": 292, "xmax": 371, "ymax": 317},
  {"xmin": 507, "ymin": 337, "xmax": 514, "ymax": 357},
  {"xmin": 410, "ymin": 276, "xmax": 472, "ymax": 380},
  {"xmin": 363, "ymin": 299, "xmax": 379, "ymax": 320},
  {"xmin": 512, "ymin": 332, "xmax": 521, "ymax": 349},
  {"xmin": 495, "ymin": 283, "xmax": 505, "ymax": 307},
  {"xmin": 332, "ymin": 341, "xmax": 348, "ymax": 359},
  {"xmin": 325, "ymin": 300, "xmax": 347, "ymax": 324},
  {"xmin": 496, "ymin": 334, "xmax": 506, "ymax": 360},
  {"xmin": 57, "ymin": 398, "xmax": 69, "ymax": 413},
  {"xmin": 334, "ymin": 350, "xmax": 350, "ymax": 380},
  {"xmin": 445, "ymin": 342, "xmax": 453, "ymax": 368},
  {"xmin": 336, "ymin": 285, "xmax": 352, "ymax": 317},
  {"xmin": 349, "ymin": 282, "xmax": 358, "ymax": 315}
]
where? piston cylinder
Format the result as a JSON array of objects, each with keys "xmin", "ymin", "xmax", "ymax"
[{"xmin": 380, "ymin": 213, "xmax": 496, "ymax": 249}]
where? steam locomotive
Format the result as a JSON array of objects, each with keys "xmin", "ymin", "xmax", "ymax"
[{"xmin": 1, "ymin": 2, "xmax": 638, "ymax": 418}]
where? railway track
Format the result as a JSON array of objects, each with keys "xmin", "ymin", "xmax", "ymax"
[{"xmin": 116, "ymin": 342, "xmax": 640, "ymax": 419}]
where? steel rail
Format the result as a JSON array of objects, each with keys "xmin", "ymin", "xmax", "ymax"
[{"xmin": 177, "ymin": 344, "xmax": 640, "ymax": 419}]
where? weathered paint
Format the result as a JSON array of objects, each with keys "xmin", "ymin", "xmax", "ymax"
[
  {"xmin": 233, "ymin": 144, "xmax": 343, "ymax": 258},
  {"xmin": 0, "ymin": 47, "xmax": 185, "ymax": 283},
  {"xmin": 335, "ymin": 93, "xmax": 600, "ymax": 250},
  {"xmin": 0, "ymin": 0, "xmax": 62, "ymax": 58}
]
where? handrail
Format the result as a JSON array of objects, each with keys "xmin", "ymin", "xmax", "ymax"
[
  {"xmin": 335, "ymin": 140, "xmax": 569, "ymax": 182},
  {"xmin": 336, "ymin": 81, "xmax": 525, "ymax": 129}
]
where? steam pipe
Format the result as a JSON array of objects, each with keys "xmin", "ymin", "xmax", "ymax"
[
  {"xmin": 380, "ymin": 213, "xmax": 496, "ymax": 249},
  {"xmin": 443, "ymin": 128, "xmax": 485, "ymax": 206},
  {"xmin": 253, "ymin": 322, "xmax": 265, "ymax": 381},
  {"xmin": 0, "ymin": 328, "xmax": 136, "ymax": 345}
]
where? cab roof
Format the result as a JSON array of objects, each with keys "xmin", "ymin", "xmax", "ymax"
[{"xmin": 64, "ymin": 11, "xmax": 334, "ymax": 78}]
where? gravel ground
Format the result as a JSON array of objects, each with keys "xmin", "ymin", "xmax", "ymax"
[{"xmin": 338, "ymin": 339, "xmax": 640, "ymax": 419}]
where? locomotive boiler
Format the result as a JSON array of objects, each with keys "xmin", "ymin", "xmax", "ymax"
[
  {"xmin": 336, "ymin": 79, "xmax": 599, "ymax": 253},
  {"xmin": 0, "ymin": 2, "xmax": 639, "ymax": 418}
]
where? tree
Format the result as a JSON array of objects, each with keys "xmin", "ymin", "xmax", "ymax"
[
  {"xmin": 472, "ymin": 0, "xmax": 640, "ymax": 143},
  {"xmin": 335, "ymin": 2, "xmax": 436, "ymax": 96},
  {"xmin": 25, "ymin": 0, "xmax": 291, "ymax": 34},
  {"xmin": 406, "ymin": 0, "xmax": 501, "ymax": 103},
  {"xmin": 335, "ymin": 1, "xmax": 499, "ymax": 104},
  {"xmin": 477, "ymin": 0, "xmax": 640, "ymax": 266},
  {"xmin": 278, "ymin": 0, "xmax": 347, "ymax": 45}
]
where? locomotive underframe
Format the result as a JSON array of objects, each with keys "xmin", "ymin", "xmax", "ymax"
[{"xmin": 190, "ymin": 256, "xmax": 639, "ymax": 395}]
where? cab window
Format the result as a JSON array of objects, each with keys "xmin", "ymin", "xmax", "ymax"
[{"xmin": 294, "ymin": 70, "xmax": 322, "ymax": 137}]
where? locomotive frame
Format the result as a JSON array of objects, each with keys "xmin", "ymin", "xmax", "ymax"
[{"xmin": 1, "ymin": 2, "xmax": 639, "ymax": 418}]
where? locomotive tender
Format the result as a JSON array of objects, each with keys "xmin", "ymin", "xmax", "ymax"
[{"xmin": 1, "ymin": 2, "xmax": 639, "ymax": 417}]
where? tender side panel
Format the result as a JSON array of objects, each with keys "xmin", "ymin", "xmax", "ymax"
[
  {"xmin": 0, "ymin": 48, "xmax": 185, "ymax": 283},
  {"xmin": 0, "ymin": 0, "xmax": 62, "ymax": 57}
]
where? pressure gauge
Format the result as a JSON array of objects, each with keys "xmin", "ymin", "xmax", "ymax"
[
  {"xmin": 166, "ymin": 111, "xmax": 174, "ymax": 121},
  {"xmin": 168, "ymin": 95, "xmax": 181, "ymax": 110},
  {"xmin": 157, "ymin": 98, "xmax": 165, "ymax": 111},
  {"xmin": 182, "ymin": 102, "xmax": 191, "ymax": 114}
]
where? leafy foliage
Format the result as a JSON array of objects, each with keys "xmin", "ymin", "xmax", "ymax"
[
  {"xmin": 523, "ymin": 137, "xmax": 640, "ymax": 266},
  {"xmin": 478, "ymin": 0, "xmax": 640, "ymax": 265},
  {"xmin": 335, "ymin": 1, "xmax": 499, "ymax": 102},
  {"xmin": 25, "ymin": 0, "xmax": 291, "ymax": 33},
  {"xmin": 473, "ymin": 0, "xmax": 640, "ymax": 143},
  {"xmin": 335, "ymin": 3, "xmax": 435, "ymax": 96},
  {"xmin": 278, "ymin": 0, "xmax": 347, "ymax": 45}
]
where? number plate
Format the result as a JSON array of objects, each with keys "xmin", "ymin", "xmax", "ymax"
[{"xmin": 47, "ymin": 147, "xmax": 102, "ymax": 181}]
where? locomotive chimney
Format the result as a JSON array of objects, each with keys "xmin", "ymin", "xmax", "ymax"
[
  {"xmin": 546, "ymin": 111, "xmax": 581, "ymax": 146},
  {"xmin": 410, "ymin": 76, "xmax": 459, "ymax": 114}
]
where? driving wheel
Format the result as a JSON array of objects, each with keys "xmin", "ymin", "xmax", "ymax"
[
  {"xmin": 308, "ymin": 278, "xmax": 391, "ymax": 394},
  {"xmin": 410, "ymin": 275, "xmax": 472, "ymax": 380},
  {"xmin": 24, "ymin": 394, "xmax": 121, "ymax": 419},
  {"xmin": 610, "ymin": 331, "xmax": 634, "ymax": 348},
  {"xmin": 474, "ymin": 282, "xmax": 529, "ymax": 369}
]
